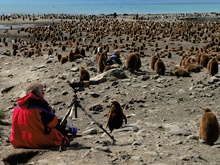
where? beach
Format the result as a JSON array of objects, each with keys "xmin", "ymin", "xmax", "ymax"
[
  {"xmin": 1, "ymin": 12, "xmax": 220, "ymax": 164},
  {"xmin": 1, "ymin": 1, "xmax": 220, "ymax": 15}
]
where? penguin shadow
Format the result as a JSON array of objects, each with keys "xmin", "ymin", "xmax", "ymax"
[{"xmin": 100, "ymin": 124, "xmax": 139, "ymax": 147}]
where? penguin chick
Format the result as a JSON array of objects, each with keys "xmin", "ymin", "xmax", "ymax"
[{"xmin": 106, "ymin": 98, "xmax": 127, "ymax": 132}]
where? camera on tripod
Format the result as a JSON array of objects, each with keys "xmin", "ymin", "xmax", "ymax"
[{"xmin": 69, "ymin": 80, "xmax": 99, "ymax": 89}]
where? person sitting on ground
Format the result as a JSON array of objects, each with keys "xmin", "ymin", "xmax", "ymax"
[
  {"xmin": 9, "ymin": 82, "xmax": 74, "ymax": 149},
  {"xmin": 106, "ymin": 49, "xmax": 122, "ymax": 66}
]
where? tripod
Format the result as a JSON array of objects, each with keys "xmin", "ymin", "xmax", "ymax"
[{"xmin": 59, "ymin": 87, "xmax": 116, "ymax": 151}]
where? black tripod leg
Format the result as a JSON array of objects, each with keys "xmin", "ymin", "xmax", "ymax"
[{"xmin": 78, "ymin": 105, "xmax": 116, "ymax": 142}]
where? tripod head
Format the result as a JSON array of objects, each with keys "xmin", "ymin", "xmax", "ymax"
[{"xmin": 68, "ymin": 80, "xmax": 100, "ymax": 118}]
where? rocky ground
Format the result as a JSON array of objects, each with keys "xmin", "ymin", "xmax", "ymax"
[{"xmin": 0, "ymin": 13, "xmax": 220, "ymax": 165}]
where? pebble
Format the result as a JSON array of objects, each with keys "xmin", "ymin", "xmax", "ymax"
[
  {"xmin": 166, "ymin": 126, "xmax": 191, "ymax": 136},
  {"xmin": 132, "ymin": 141, "xmax": 141, "ymax": 146},
  {"xmin": 114, "ymin": 124, "xmax": 140, "ymax": 132},
  {"xmin": 89, "ymin": 104, "xmax": 103, "ymax": 112},
  {"xmin": 82, "ymin": 128, "xmax": 98, "ymax": 135},
  {"xmin": 94, "ymin": 145, "xmax": 111, "ymax": 152}
]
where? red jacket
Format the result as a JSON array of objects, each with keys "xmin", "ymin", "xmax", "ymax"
[{"xmin": 9, "ymin": 93, "xmax": 69, "ymax": 148}]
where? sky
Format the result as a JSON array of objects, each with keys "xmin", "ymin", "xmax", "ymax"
[
  {"xmin": 148, "ymin": 0, "xmax": 216, "ymax": 2},
  {"xmin": 3, "ymin": 0, "xmax": 220, "ymax": 3},
  {"xmin": 72, "ymin": 0, "xmax": 220, "ymax": 3}
]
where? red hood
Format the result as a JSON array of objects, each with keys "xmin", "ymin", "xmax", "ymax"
[{"xmin": 17, "ymin": 93, "xmax": 38, "ymax": 106}]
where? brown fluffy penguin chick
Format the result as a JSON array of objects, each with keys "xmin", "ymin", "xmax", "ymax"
[
  {"xmin": 60, "ymin": 55, "xmax": 68, "ymax": 65},
  {"xmin": 154, "ymin": 58, "xmax": 166, "ymax": 75},
  {"xmin": 98, "ymin": 52, "xmax": 107, "ymax": 73},
  {"xmin": 200, "ymin": 54, "xmax": 211, "ymax": 68},
  {"xmin": 68, "ymin": 49, "xmax": 75, "ymax": 62},
  {"xmin": 95, "ymin": 52, "xmax": 100, "ymax": 63},
  {"xmin": 79, "ymin": 66, "xmax": 90, "ymax": 81},
  {"xmin": 173, "ymin": 67, "xmax": 190, "ymax": 78},
  {"xmin": 125, "ymin": 53, "xmax": 141, "ymax": 72},
  {"xmin": 56, "ymin": 53, "xmax": 62, "ymax": 62},
  {"xmin": 207, "ymin": 57, "xmax": 218, "ymax": 76},
  {"xmin": 150, "ymin": 53, "xmax": 159, "ymax": 70},
  {"xmin": 106, "ymin": 98, "xmax": 127, "ymax": 132},
  {"xmin": 199, "ymin": 106, "xmax": 220, "ymax": 146},
  {"xmin": 185, "ymin": 63, "xmax": 202, "ymax": 73}
]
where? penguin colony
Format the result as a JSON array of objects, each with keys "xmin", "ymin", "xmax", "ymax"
[{"xmin": 2, "ymin": 14, "xmax": 220, "ymax": 145}]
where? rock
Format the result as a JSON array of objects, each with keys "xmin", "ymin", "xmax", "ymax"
[
  {"xmin": 90, "ymin": 73, "xmax": 108, "ymax": 83},
  {"xmin": 1, "ymin": 86, "xmax": 15, "ymax": 94},
  {"xmin": 89, "ymin": 92, "xmax": 100, "ymax": 98},
  {"xmin": 70, "ymin": 67, "xmax": 79, "ymax": 72},
  {"xmin": 114, "ymin": 124, "xmax": 140, "ymax": 132},
  {"xmin": 82, "ymin": 128, "xmax": 98, "ymax": 135},
  {"xmin": 139, "ymin": 75, "xmax": 150, "ymax": 81},
  {"xmin": 89, "ymin": 104, "xmax": 103, "ymax": 112},
  {"xmin": 105, "ymin": 68, "xmax": 128, "ymax": 79},
  {"xmin": 166, "ymin": 126, "xmax": 191, "ymax": 136},
  {"xmin": 132, "ymin": 141, "xmax": 141, "ymax": 145},
  {"xmin": 94, "ymin": 145, "xmax": 111, "ymax": 152},
  {"xmin": 208, "ymin": 76, "xmax": 220, "ymax": 84}
]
